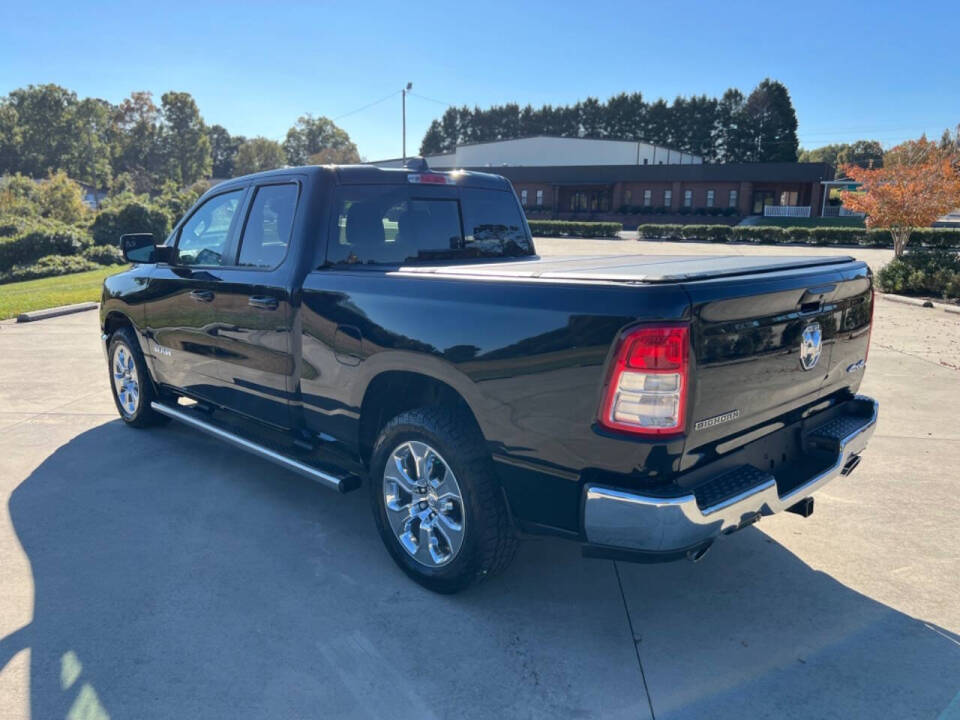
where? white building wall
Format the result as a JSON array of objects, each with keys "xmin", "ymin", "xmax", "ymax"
[{"xmin": 371, "ymin": 136, "xmax": 702, "ymax": 168}]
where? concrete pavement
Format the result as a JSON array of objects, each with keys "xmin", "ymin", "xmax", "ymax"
[{"xmin": 1, "ymin": 247, "xmax": 959, "ymax": 718}]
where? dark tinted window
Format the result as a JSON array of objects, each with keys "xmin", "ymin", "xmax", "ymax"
[
  {"xmin": 237, "ymin": 184, "xmax": 298, "ymax": 268},
  {"xmin": 328, "ymin": 186, "xmax": 462, "ymax": 265},
  {"xmin": 460, "ymin": 188, "xmax": 533, "ymax": 257},
  {"xmin": 327, "ymin": 185, "xmax": 533, "ymax": 265},
  {"xmin": 176, "ymin": 190, "xmax": 243, "ymax": 266}
]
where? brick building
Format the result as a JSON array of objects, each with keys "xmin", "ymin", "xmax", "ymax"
[{"xmin": 373, "ymin": 136, "xmax": 836, "ymax": 225}]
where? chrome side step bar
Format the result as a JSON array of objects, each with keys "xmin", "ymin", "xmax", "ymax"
[{"xmin": 150, "ymin": 402, "xmax": 357, "ymax": 493}]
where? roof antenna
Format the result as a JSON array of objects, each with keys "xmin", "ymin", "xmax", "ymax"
[{"xmin": 403, "ymin": 156, "xmax": 429, "ymax": 172}]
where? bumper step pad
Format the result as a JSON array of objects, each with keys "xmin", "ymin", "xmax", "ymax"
[{"xmin": 693, "ymin": 464, "xmax": 774, "ymax": 511}]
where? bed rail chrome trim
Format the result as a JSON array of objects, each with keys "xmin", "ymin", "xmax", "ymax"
[
  {"xmin": 583, "ymin": 395, "xmax": 878, "ymax": 553},
  {"xmin": 150, "ymin": 401, "xmax": 350, "ymax": 492}
]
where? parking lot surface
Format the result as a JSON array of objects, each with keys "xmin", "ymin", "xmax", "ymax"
[{"xmin": 1, "ymin": 242, "xmax": 959, "ymax": 719}]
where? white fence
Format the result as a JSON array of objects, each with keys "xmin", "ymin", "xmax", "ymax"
[
  {"xmin": 822, "ymin": 206, "xmax": 866, "ymax": 218},
  {"xmin": 763, "ymin": 205, "xmax": 811, "ymax": 218}
]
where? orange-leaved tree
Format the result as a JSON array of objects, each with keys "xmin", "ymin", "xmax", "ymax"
[{"xmin": 839, "ymin": 136, "xmax": 960, "ymax": 257}]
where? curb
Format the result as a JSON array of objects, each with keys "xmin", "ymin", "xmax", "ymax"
[
  {"xmin": 16, "ymin": 302, "xmax": 98, "ymax": 323},
  {"xmin": 881, "ymin": 293, "xmax": 960, "ymax": 313}
]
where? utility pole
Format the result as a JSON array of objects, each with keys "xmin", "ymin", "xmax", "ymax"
[{"xmin": 402, "ymin": 82, "xmax": 412, "ymax": 164}]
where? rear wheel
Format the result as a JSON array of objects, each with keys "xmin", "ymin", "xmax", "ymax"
[
  {"xmin": 107, "ymin": 327, "xmax": 169, "ymax": 428},
  {"xmin": 369, "ymin": 407, "xmax": 518, "ymax": 593}
]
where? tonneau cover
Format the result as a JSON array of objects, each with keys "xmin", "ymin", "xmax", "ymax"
[{"xmin": 396, "ymin": 253, "xmax": 856, "ymax": 283}]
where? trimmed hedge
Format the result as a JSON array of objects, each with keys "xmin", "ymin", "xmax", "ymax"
[
  {"xmin": 0, "ymin": 220, "xmax": 92, "ymax": 271},
  {"xmin": 635, "ymin": 224, "xmax": 960, "ymax": 248},
  {"xmin": 82, "ymin": 244, "xmax": 125, "ymax": 266},
  {"xmin": 0, "ymin": 254, "xmax": 101, "ymax": 284},
  {"xmin": 527, "ymin": 220, "xmax": 622, "ymax": 238},
  {"xmin": 877, "ymin": 250, "xmax": 960, "ymax": 299}
]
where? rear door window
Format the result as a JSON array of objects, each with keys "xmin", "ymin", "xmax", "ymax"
[{"xmin": 327, "ymin": 184, "xmax": 532, "ymax": 266}]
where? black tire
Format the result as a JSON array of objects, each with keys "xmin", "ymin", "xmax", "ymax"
[
  {"xmin": 369, "ymin": 406, "xmax": 518, "ymax": 593},
  {"xmin": 107, "ymin": 326, "xmax": 169, "ymax": 428}
]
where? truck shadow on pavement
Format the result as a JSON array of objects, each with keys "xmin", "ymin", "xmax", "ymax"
[{"xmin": 2, "ymin": 420, "xmax": 959, "ymax": 720}]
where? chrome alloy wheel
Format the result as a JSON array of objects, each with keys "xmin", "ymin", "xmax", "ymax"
[
  {"xmin": 383, "ymin": 441, "xmax": 466, "ymax": 567},
  {"xmin": 112, "ymin": 343, "xmax": 140, "ymax": 417}
]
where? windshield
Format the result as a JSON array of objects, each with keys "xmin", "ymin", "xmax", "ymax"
[{"xmin": 326, "ymin": 184, "xmax": 534, "ymax": 266}]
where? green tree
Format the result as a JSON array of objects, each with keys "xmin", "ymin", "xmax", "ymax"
[
  {"xmin": 283, "ymin": 114, "xmax": 359, "ymax": 166},
  {"xmin": 0, "ymin": 103, "xmax": 21, "ymax": 174},
  {"xmin": 0, "ymin": 174, "xmax": 39, "ymax": 216},
  {"xmin": 234, "ymin": 137, "xmax": 286, "ymax": 175},
  {"xmin": 799, "ymin": 140, "xmax": 884, "ymax": 168},
  {"xmin": 206, "ymin": 124, "xmax": 244, "ymax": 177},
  {"xmin": 114, "ymin": 91, "xmax": 161, "ymax": 193},
  {"xmin": 158, "ymin": 91, "xmax": 211, "ymax": 185},
  {"xmin": 419, "ymin": 120, "xmax": 445, "ymax": 155},
  {"xmin": 65, "ymin": 97, "xmax": 115, "ymax": 189},
  {"xmin": 37, "ymin": 170, "xmax": 87, "ymax": 224},
  {"xmin": 5, "ymin": 84, "xmax": 79, "ymax": 177},
  {"xmin": 740, "ymin": 79, "xmax": 799, "ymax": 162}
]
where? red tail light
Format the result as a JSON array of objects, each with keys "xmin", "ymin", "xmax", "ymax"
[
  {"xmin": 408, "ymin": 173, "xmax": 455, "ymax": 185},
  {"xmin": 599, "ymin": 324, "xmax": 690, "ymax": 435}
]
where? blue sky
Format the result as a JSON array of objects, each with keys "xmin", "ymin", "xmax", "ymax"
[{"xmin": 2, "ymin": 0, "xmax": 958, "ymax": 161}]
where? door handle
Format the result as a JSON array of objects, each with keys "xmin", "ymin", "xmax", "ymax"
[
  {"xmin": 189, "ymin": 289, "xmax": 214, "ymax": 302},
  {"xmin": 248, "ymin": 295, "xmax": 278, "ymax": 310}
]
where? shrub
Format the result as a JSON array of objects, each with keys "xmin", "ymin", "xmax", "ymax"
[
  {"xmin": 679, "ymin": 225, "xmax": 732, "ymax": 242},
  {"xmin": 92, "ymin": 197, "xmax": 171, "ymax": 247},
  {"xmin": 876, "ymin": 250, "xmax": 960, "ymax": 299},
  {"xmin": 0, "ymin": 215, "xmax": 28, "ymax": 238},
  {"xmin": 0, "ymin": 254, "xmax": 101, "ymax": 284},
  {"xmin": 0, "ymin": 220, "xmax": 92, "ymax": 271},
  {"xmin": 731, "ymin": 226, "xmax": 785, "ymax": 243},
  {"xmin": 637, "ymin": 224, "xmax": 682, "ymax": 240},
  {"xmin": 526, "ymin": 220, "xmax": 622, "ymax": 238},
  {"xmin": 82, "ymin": 244, "xmax": 125, "ymax": 265}
]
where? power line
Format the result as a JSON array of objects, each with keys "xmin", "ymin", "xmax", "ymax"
[
  {"xmin": 408, "ymin": 91, "xmax": 455, "ymax": 108},
  {"xmin": 333, "ymin": 90, "xmax": 402, "ymax": 122}
]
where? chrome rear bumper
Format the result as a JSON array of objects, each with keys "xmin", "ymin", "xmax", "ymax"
[{"xmin": 583, "ymin": 396, "xmax": 878, "ymax": 554}]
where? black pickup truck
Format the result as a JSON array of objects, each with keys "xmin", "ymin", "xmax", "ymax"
[{"xmin": 101, "ymin": 163, "xmax": 878, "ymax": 592}]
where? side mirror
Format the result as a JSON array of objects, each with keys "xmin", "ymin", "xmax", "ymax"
[{"xmin": 120, "ymin": 234, "xmax": 177, "ymax": 264}]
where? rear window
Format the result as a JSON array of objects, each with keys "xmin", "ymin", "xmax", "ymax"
[{"xmin": 326, "ymin": 185, "xmax": 533, "ymax": 266}]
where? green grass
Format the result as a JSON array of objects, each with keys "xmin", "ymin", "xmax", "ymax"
[{"xmin": 0, "ymin": 264, "xmax": 128, "ymax": 320}]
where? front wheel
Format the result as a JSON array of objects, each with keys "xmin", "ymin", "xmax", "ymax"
[
  {"xmin": 369, "ymin": 407, "xmax": 518, "ymax": 593},
  {"xmin": 107, "ymin": 327, "xmax": 169, "ymax": 428}
]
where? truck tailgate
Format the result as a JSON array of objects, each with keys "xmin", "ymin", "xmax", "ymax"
[{"xmin": 682, "ymin": 260, "xmax": 873, "ymax": 458}]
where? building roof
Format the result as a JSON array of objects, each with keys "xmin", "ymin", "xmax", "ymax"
[{"xmin": 464, "ymin": 162, "xmax": 835, "ymax": 185}]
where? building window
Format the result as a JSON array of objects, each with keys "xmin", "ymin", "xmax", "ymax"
[
  {"xmin": 624, "ymin": 189, "xmax": 632, "ymax": 206},
  {"xmin": 570, "ymin": 191, "xmax": 589, "ymax": 212},
  {"xmin": 643, "ymin": 189, "xmax": 652, "ymax": 206},
  {"xmin": 706, "ymin": 189, "xmax": 715, "ymax": 208},
  {"xmin": 729, "ymin": 189, "xmax": 738, "ymax": 207},
  {"xmin": 536, "ymin": 189, "xmax": 543, "ymax": 207},
  {"xmin": 780, "ymin": 190, "xmax": 799, "ymax": 206},
  {"xmin": 642, "ymin": 158, "xmax": 648, "ymax": 165},
  {"xmin": 663, "ymin": 189, "xmax": 672, "ymax": 208},
  {"xmin": 683, "ymin": 189, "xmax": 693, "ymax": 207},
  {"xmin": 520, "ymin": 189, "xmax": 528, "ymax": 206}
]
